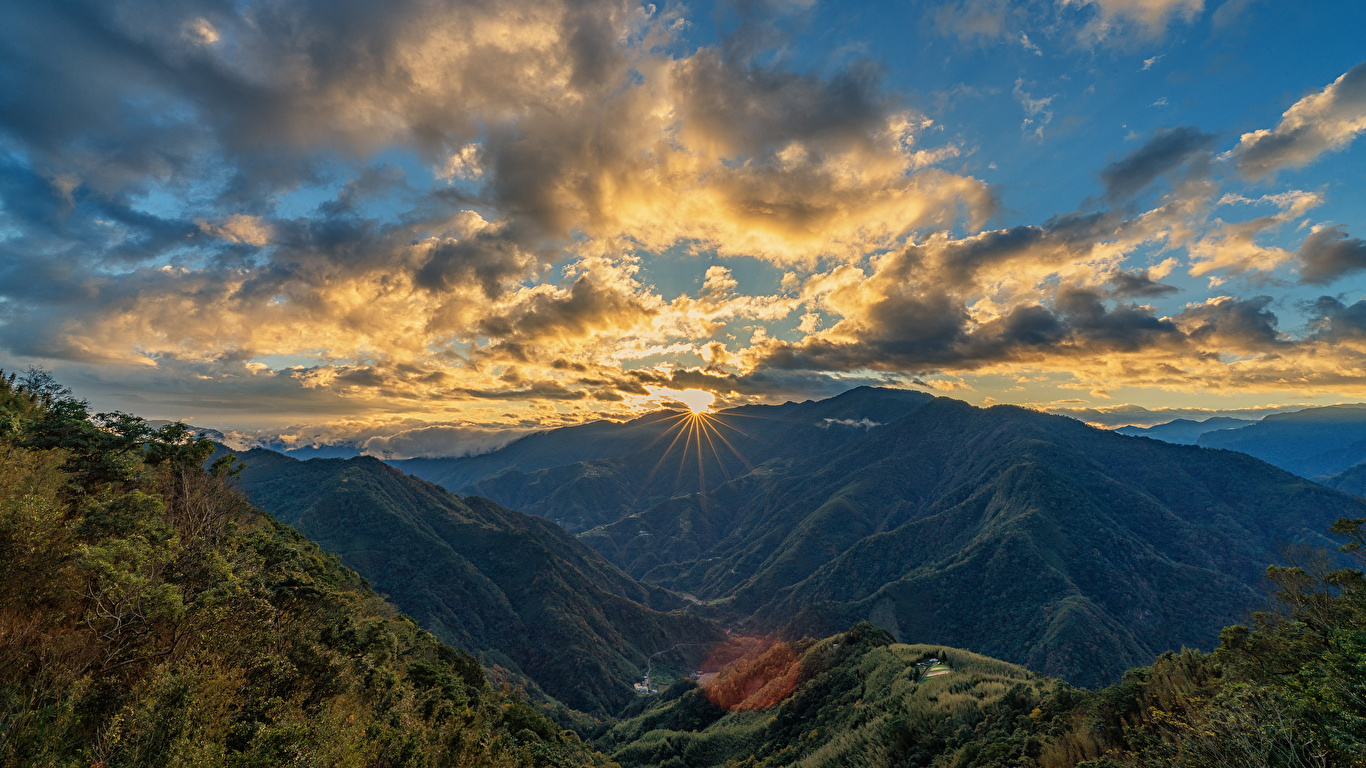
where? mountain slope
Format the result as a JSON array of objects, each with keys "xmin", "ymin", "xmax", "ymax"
[
  {"xmin": 228, "ymin": 448, "xmax": 724, "ymax": 715},
  {"xmin": 1196, "ymin": 403, "xmax": 1366, "ymax": 477},
  {"xmin": 0, "ymin": 393, "xmax": 606, "ymax": 767},
  {"xmin": 1114, "ymin": 416, "xmax": 1255, "ymax": 444},
  {"xmin": 601, "ymin": 529, "xmax": 1366, "ymax": 768},
  {"xmin": 1323, "ymin": 460, "xmax": 1366, "ymax": 497},
  {"xmin": 578, "ymin": 398, "xmax": 1366, "ymax": 687},
  {"xmin": 597, "ymin": 622, "xmax": 1054, "ymax": 768}
]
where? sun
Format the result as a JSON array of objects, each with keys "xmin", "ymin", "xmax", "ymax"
[{"xmin": 677, "ymin": 388, "xmax": 715, "ymax": 415}]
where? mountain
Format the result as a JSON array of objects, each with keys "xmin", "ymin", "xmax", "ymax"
[
  {"xmin": 224, "ymin": 447, "xmax": 724, "ymax": 715},
  {"xmin": 1113, "ymin": 416, "xmax": 1256, "ymax": 444},
  {"xmin": 1323, "ymin": 460, "xmax": 1366, "ymax": 497},
  {"xmin": 0, "ymin": 389, "xmax": 605, "ymax": 767},
  {"xmin": 7, "ymin": 377, "xmax": 1364, "ymax": 767},
  {"xmin": 596, "ymin": 622, "xmax": 1054, "ymax": 768},
  {"xmin": 1196, "ymin": 404, "xmax": 1366, "ymax": 477},
  {"xmin": 475, "ymin": 394, "xmax": 1366, "ymax": 688},
  {"xmin": 399, "ymin": 387, "xmax": 936, "ymax": 532},
  {"xmin": 601, "ymin": 527, "xmax": 1366, "ymax": 768}
]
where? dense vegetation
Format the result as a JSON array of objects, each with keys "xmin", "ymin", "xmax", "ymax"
[
  {"xmin": 223, "ymin": 447, "xmax": 724, "ymax": 716},
  {"xmin": 597, "ymin": 623, "xmax": 1057, "ymax": 768},
  {"xmin": 601, "ymin": 533, "xmax": 1366, "ymax": 767},
  {"xmin": 0, "ymin": 371, "xmax": 608, "ymax": 767},
  {"xmin": 415, "ymin": 388, "xmax": 1366, "ymax": 688}
]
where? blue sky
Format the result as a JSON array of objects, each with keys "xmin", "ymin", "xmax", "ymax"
[{"xmin": 2, "ymin": 0, "xmax": 1366, "ymax": 454}]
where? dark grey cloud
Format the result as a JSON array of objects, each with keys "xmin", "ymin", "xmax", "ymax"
[
  {"xmin": 471, "ymin": 277, "xmax": 656, "ymax": 363},
  {"xmin": 1233, "ymin": 62, "xmax": 1366, "ymax": 179},
  {"xmin": 1176, "ymin": 296, "xmax": 1284, "ymax": 351},
  {"xmin": 1107, "ymin": 268, "xmax": 1178, "ymax": 297},
  {"xmin": 757, "ymin": 289, "xmax": 1184, "ymax": 374},
  {"xmin": 1100, "ymin": 126, "xmax": 1215, "ymax": 200},
  {"xmin": 1297, "ymin": 225, "xmax": 1366, "ymax": 285},
  {"xmin": 1306, "ymin": 296, "xmax": 1366, "ymax": 342}
]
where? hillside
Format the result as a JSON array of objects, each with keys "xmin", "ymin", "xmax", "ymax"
[
  {"xmin": 597, "ymin": 622, "xmax": 1054, "ymax": 767},
  {"xmin": 1196, "ymin": 403, "xmax": 1366, "ymax": 477},
  {"xmin": 226, "ymin": 447, "xmax": 724, "ymax": 715},
  {"xmin": 600, "ymin": 525, "xmax": 1366, "ymax": 768},
  {"xmin": 559, "ymin": 397, "xmax": 1366, "ymax": 688},
  {"xmin": 0, "ymin": 381, "xmax": 606, "ymax": 767},
  {"xmin": 1113, "ymin": 416, "xmax": 1256, "ymax": 444},
  {"xmin": 1324, "ymin": 460, "xmax": 1366, "ymax": 497}
]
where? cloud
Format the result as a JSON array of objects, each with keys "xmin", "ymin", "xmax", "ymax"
[
  {"xmin": 1013, "ymin": 79, "xmax": 1055, "ymax": 139},
  {"xmin": 1100, "ymin": 126, "xmax": 1215, "ymax": 199},
  {"xmin": 358, "ymin": 424, "xmax": 532, "ymax": 459},
  {"xmin": 3, "ymin": 0, "xmax": 1366, "ymax": 430},
  {"xmin": 1186, "ymin": 190, "xmax": 1322, "ymax": 279},
  {"xmin": 1231, "ymin": 62, "xmax": 1366, "ymax": 178},
  {"xmin": 1066, "ymin": 0, "xmax": 1205, "ymax": 39},
  {"xmin": 1297, "ymin": 225, "xmax": 1366, "ymax": 285},
  {"xmin": 820, "ymin": 417, "xmax": 881, "ymax": 429},
  {"xmin": 1043, "ymin": 401, "xmax": 1302, "ymax": 428}
]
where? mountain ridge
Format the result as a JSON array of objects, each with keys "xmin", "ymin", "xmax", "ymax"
[
  {"xmin": 223, "ymin": 445, "xmax": 725, "ymax": 715},
  {"xmin": 494, "ymin": 395, "xmax": 1366, "ymax": 688}
]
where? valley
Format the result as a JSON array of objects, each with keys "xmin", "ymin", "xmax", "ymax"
[{"xmin": 381, "ymin": 388, "xmax": 1366, "ymax": 688}]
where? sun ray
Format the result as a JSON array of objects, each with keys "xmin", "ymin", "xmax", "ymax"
[
  {"xmin": 696, "ymin": 416, "xmax": 733, "ymax": 482},
  {"xmin": 674, "ymin": 416, "xmax": 699, "ymax": 492},
  {"xmin": 705, "ymin": 414, "xmax": 763, "ymax": 442},
  {"xmin": 695, "ymin": 416, "xmax": 707, "ymax": 494},
  {"xmin": 704, "ymin": 416, "xmax": 753, "ymax": 471},
  {"xmin": 640, "ymin": 411, "xmax": 691, "ymax": 451},
  {"xmin": 644, "ymin": 413, "xmax": 695, "ymax": 489}
]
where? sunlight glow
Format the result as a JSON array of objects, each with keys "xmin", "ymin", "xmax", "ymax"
[{"xmin": 678, "ymin": 388, "xmax": 716, "ymax": 414}]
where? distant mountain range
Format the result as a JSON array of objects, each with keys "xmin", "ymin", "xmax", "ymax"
[
  {"xmin": 1113, "ymin": 416, "xmax": 1255, "ymax": 444},
  {"xmin": 221, "ymin": 447, "xmax": 723, "ymax": 715},
  {"xmin": 380, "ymin": 388, "xmax": 1366, "ymax": 688},
  {"xmin": 1194, "ymin": 404, "xmax": 1366, "ymax": 477}
]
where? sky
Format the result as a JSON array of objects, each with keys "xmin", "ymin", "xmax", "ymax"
[{"xmin": 2, "ymin": 0, "xmax": 1366, "ymax": 456}]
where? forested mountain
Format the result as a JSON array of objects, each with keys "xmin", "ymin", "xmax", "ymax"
[
  {"xmin": 1325, "ymin": 460, "xmax": 1366, "ymax": 497},
  {"xmin": 5, "ymin": 373, "xmax": 1366, "ymax": 766},
  {"xmin": 1196, "ymin": 404, "xmax": 1366, "ymax": 477},
  {"xmin": 224, "ymin": 446, "xmax": 724, "ymax": 715},
  {"xmin": 425, "ymin": 391, "xmax": 1365, "ymax": 689},
  {"xmin": 1113, "ymin": 416, "xmax": 1256, "ymax": 444},
  {"xmin": 396, "ymin": 387, "xmax": 935, "ymax": 530},
  {"xmin": 599, "ymin": 527, "xmax": 1366, "ymax": 768},
  {"xmin": 0, "ymin": 375, "xmax": 606, "ymax": 767}
]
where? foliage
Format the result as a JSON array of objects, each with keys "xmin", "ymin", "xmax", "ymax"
[
  {"xmin": 0, "ymin": 383, "xmax": 610, "ymax": 768},
  {"xmin": 486, "ymin": 392, "xmax": 1364, "ymax": 689},
  {"xmin": 1022, "ymin": 519, "xmax": 1366, "ymax": 768},
  {"xmin": 599, "ymin": 544, "xmax": 1366, "ymax": 768},
  {"xmin": 223, "ymin": 447, "xmax": 724, "ymax": 717},
  {"xmin": 597, "ymin": 622, "xmax": 1061, "ymax": 768}
]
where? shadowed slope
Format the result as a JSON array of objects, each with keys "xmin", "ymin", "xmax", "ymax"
[{"xmin": 228, "ymin": 448, "xmax": 724, "ymax": 715}]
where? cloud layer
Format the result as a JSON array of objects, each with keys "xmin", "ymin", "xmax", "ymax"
[{"xmin": 2, "ymin": 0, "xmax": 1366, "ymax": 442}]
